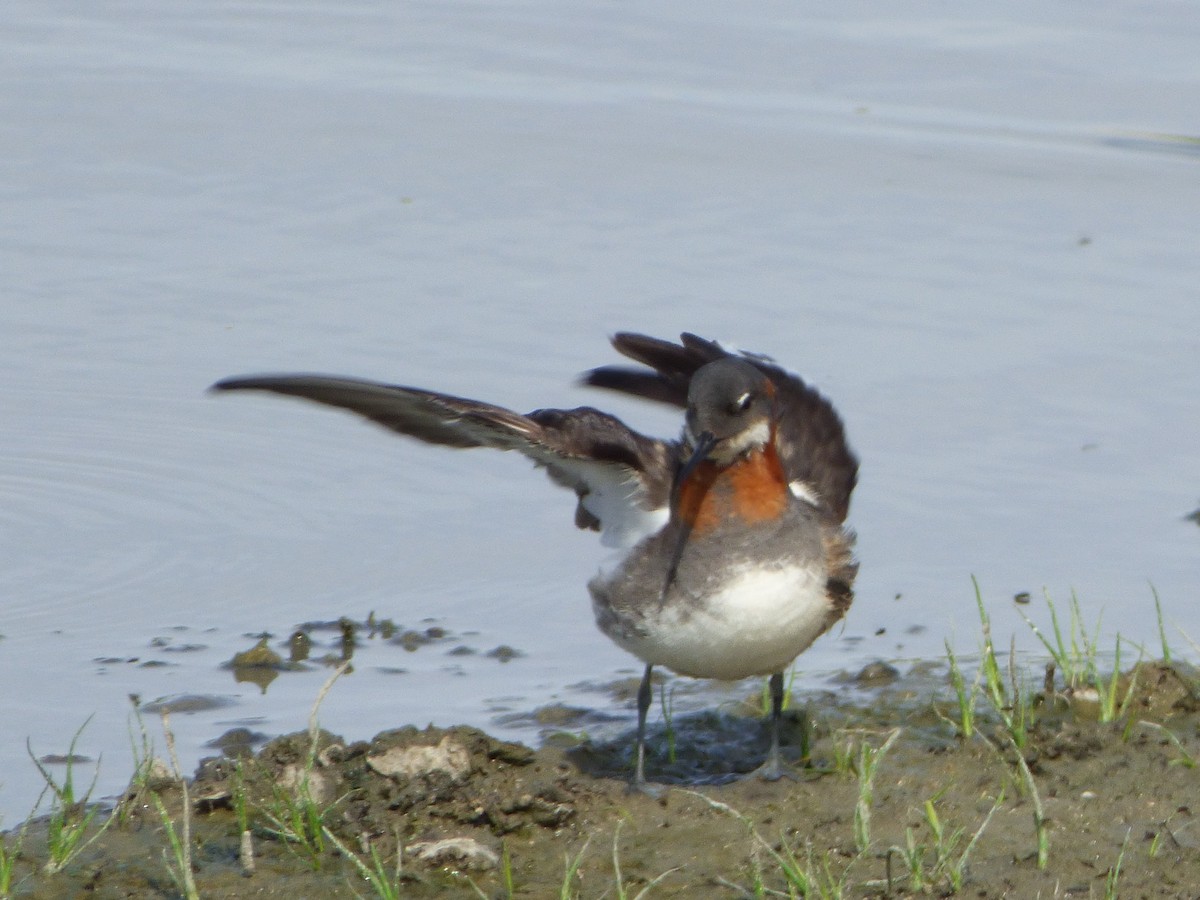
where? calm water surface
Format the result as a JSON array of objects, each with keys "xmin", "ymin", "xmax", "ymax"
[{"xmin": 2, "ymin": 0, "xmax": 1197, "ymax": 820}]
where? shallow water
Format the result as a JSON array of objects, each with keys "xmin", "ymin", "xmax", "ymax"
[{"xmin": 2, "ymin": 0, "xmax": 1197, "ymax": 822}]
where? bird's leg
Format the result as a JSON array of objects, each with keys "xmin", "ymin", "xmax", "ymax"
[
  {"xmin": 630, "ymin": 663, "xmax": 661, "ymax": 795},
  {"xmin": 754, "ymin": 671, "xmax": 797, "ymax": 782}
]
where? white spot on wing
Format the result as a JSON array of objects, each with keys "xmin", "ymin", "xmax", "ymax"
[
  {"xmin": 789, "ymin": 480, "xmax": 820, "ymax": 506},
  {"xmin": 556, "ymin": 458, "xmax": 667, "ymax": 549}
]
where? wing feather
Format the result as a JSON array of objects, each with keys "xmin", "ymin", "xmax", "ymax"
[{"xmin": 211, "ymin": 374, "xmax": 673, "ymax": 546}]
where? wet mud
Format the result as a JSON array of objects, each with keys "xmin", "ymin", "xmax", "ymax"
[{"xmin": 5, "ymin": 660, "xmax": 1200, "ymax": 898}]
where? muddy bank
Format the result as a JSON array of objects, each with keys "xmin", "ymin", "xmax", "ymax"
[{"xmin": 5, "ymin": 660, "xmax": 1200, "ymax": 898}]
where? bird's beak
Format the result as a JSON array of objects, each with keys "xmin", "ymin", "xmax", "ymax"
[
  {"xmin": 676, "ymin": 430, "xmax": 717, "ymax": 488},
  {"xmin": 662, "ymin": 431, "xmax": 718, "ymax": 599}
]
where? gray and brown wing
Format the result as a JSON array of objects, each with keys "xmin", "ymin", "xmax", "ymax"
[
  {"xmin": 584, "ymin": 332, "xmax": 858, "ymax": 524},
  {"xmin": 211, "ymin": 374, "xmax": 673, "ymax": 547}
]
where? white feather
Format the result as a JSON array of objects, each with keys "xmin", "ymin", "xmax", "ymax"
[{"xmin": 601, "ymin": 563, "xmax": 830, "ymax": 680}]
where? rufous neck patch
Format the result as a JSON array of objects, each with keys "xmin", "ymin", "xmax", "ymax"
[{"xmin": 675, "ymin": 442, "xmax": 789, "ymax": 535}]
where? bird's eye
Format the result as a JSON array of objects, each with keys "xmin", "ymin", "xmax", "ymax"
[{"xmin": 730, "ymin": 392, "xmax": 753, "ymax": 414}]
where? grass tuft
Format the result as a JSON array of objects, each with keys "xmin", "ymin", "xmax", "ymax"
[
  {"xmin": 559, "ymin": 835, "xmax": 591, "ymax": 900},
  {"xmin": 944, "ymin": 638, "xmax": 983, "ymax": 739},
  {"xmin": 0, "ymin": 814, "xmax": 30, "ymax": 898},
  {"xmin": 887, "ymin": 788, "xmax": 1004, "ymax": 894},
  {"xmin": 322, "ymin": 826, "xmax": 405, "ymax": 900},
  {"xmin": 1137, "ymin": 720, "xmax": 1197, "ymax": 768},
  {"xmin": 150, "ymin": 709, "xmax": 199, "ymax": 900},
  {"xmin": 1104, "ymin": 828, "xmax": 1131, "ymax": 900},
  {"xmin": 1152, "ymin": 584, "xmax": 1171, "ymax": 664},
  {"xmin": 689, "ymin": 791, "xmax": 856, "ymax": 898},
  {"xmin": 852, "ymin": 728, "xmax": 900, "ymax": 852},
  {"xmin": 1017, "ymin": 588, "xmax": 1144, "ymax": 724},
  {"xmin": 259, "ymin": 662, "xmax": 352, "ymax": 870},
  {"xmin": 27, "ymin": 716, "xmax": 115, "ymax": 876},
  {"xmin": 659, "ymin": 683, "xmax": 677, "ymax": 764},
  {"xmin": 611, "ymin": 818, "xmax": 679, "ymax": 899},
  {"xmin": 972, "ymin": 581, "xmax": 1050, "ymax": 868}
]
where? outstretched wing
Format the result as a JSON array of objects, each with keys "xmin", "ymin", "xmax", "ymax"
[
  {"xmin": 211, "ymin": 374, "xmax": 673, "ymax": 548},
  {"xmin": 584, "ymin": 332, "xmax": 858, "ymax": 523}
]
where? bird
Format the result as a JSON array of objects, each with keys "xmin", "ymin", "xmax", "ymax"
[{"xmin": 212, "ymin": 331, "xmax": 858, "ymax": 790}]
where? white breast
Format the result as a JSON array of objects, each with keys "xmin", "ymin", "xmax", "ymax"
[{"xmin": 597, "ymin": 562, "xmax": 831, "ymax": 680}]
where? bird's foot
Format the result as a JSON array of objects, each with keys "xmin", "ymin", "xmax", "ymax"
[
  {"xmin": 626, "ymin": 777, "xmax": 665, "ymax": 799},
  {"xmin": 743, "ymin": 754, "xmax": 799, "ymax": 783}
]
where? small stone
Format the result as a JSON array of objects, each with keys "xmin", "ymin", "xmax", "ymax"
[
  {"xmin": 230, "ymin": 637, "xmax": 283, "ymax": 669},
  {"xmin": 317, "ymin": 742, "xmax": 346, "ymax": 767},
  {"xmin": 368, "ymin": 736, "xmax": 471, "ymax": 782},
  {"xmin": 854, "ymin": 661, "xmax": 900, "ymax": 686},
  {"xmin": 534, "ymin": 705, "xmax": 589, "ymax": 727},
  {"xmin": 289, "ymin": 630, "xmax": 311, "ymax": 662},
  {"xmin": 206, "ymin": 727, "xmax": 267, "ymax": 758},
  {"xmin": 408, "ymin": 837, "xmax": 498, "ymax": 870},
  {"xmin": 486, "ymin": 645, "xmax": 523, "ymax": 662},
  {"xmin": 138, "ymin": 757, "xmax": 178, "ymax": 793},
  {"xmin": 396, "ymin": 630, "xmax": 429, "ymax": 652},
  {"xmin": 276, "ymin": 764, "xmax": 337, "ymax": 805}
]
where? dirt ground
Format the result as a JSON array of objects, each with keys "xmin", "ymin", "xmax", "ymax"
[{"xmin": 5, "ymin": 659, "xmax": 1200, "ymax": 899}]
